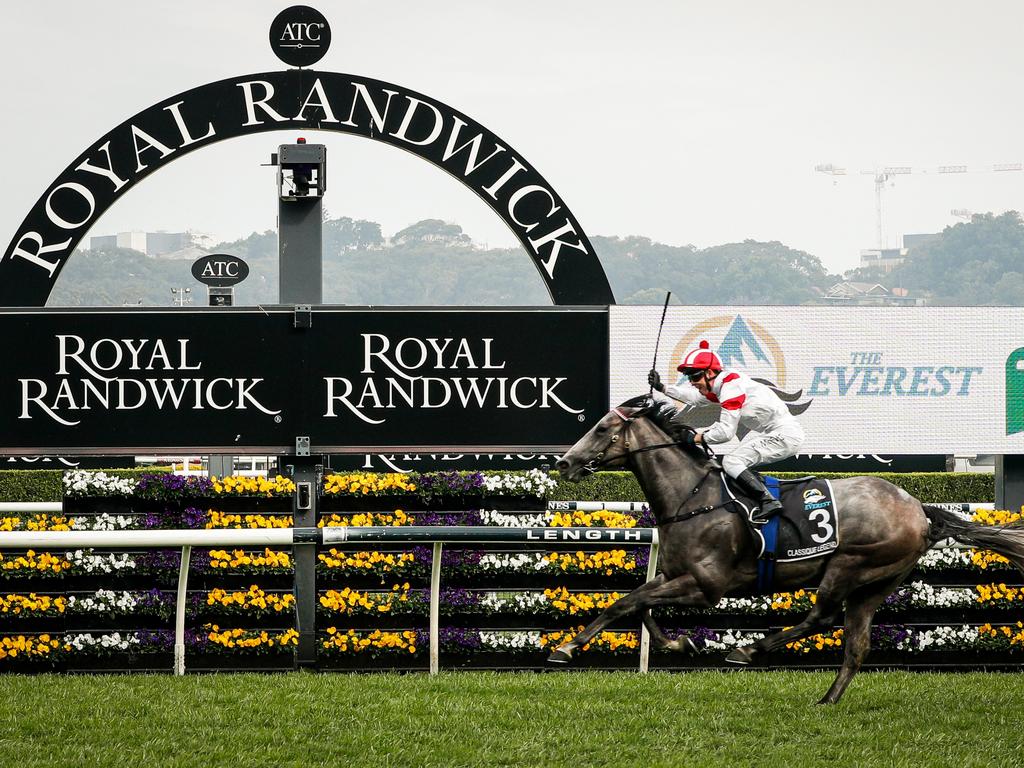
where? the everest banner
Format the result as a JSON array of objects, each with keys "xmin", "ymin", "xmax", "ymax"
[{"xmin": 610, "ymin": 305, "xmax": 1024, "ymax": 454}]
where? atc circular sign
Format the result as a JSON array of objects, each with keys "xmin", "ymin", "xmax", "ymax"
[
  {"xmin": 191, "ymin": 254, "xmax": 250, "ymax": 287},
  {"xmin": 270, "ymin": 6, "xmax": 332, "ymax": 67}
]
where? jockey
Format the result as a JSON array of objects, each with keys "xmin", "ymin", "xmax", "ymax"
[{"xmin": 648, "ymin": 340, "xmax": 805, "ymax": 523}]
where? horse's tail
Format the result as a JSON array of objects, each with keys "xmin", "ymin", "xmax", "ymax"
[{"xmin": 923, "ymin": 504, "xmax": 1024, "ymax": 573}]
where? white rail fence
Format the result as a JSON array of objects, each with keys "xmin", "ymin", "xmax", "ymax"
[
  {"xmin": 0, "ymin": 498, "xmax": 996, "ymax": 674},
  {"xmin": 0, "ymin": 525, "xmax": 659, "ymax": 676}
]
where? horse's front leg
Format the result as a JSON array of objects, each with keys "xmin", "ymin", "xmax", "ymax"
[{"xmin": 547, "ymin": 572, "xmax": 713, "ymax": 663}]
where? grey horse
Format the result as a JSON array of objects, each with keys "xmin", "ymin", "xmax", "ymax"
[{"xmin": 549, "ymin": 396, "xmax": 1024, "ymax": 704}]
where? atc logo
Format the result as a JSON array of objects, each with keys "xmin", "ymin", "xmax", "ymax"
[
  {"xmin": 270, "ymin": 6, "xmax": 332, "ymax": 67},
  {"xmin": 666, "ymin": 315, "xmax": 812, "ymax": 431}
]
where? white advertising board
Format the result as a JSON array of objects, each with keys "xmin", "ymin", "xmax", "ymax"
[{"xmin": 610, "ymin": 306, "xmax": 1024, "ymax": 454}]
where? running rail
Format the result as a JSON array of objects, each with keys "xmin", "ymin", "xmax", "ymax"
[
  {"xmin": 0, "ymin": 526, "xmax": 659, "ymax": 676},
  {"xmin": 0, "ymin": 500, "xmax": 997, "ymax": 515}
]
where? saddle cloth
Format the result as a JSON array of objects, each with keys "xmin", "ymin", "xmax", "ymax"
[{"xmin": 723, "ymin": 475, "xmax": 840, "ymax": 563}]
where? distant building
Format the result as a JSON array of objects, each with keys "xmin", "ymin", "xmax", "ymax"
[
  {"xmin": 147, "ymin": 231, "xmax": 194, "ymax": 256},
  {"xmin": 89, "ymin": 234, "xmax": 118, "ymax": 251},
  {"xmin": 823, "ymin": 281, "xmax": 922, "ymax": 306},
  {"xmin": 858, "ymin": 248, "xmax": 906, "ymax": 273},
  {"xmin": 88, "ymin": 231, "xmax": 201, "ymax": 256}
]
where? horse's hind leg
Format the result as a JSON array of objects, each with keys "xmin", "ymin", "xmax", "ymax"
[
  {"xmin": 725, "ymin": 593, "xmax": 843, "ymax": 665},
  {"xmin": 548, "ymin": 572, "xmax": 713, "ymax": 663},
  {"xmin": 642, "ymin": 611, "xmax": 697, "ymax": 654},
  {"xmin": 818, "ymin": 574, "xmax": 907, "ymax": 705}
]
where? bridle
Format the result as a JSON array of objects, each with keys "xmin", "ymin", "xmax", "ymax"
[
  {"xmin": 579, "ymin": 405, "xmax": 739, "ymax": 526},
  {"xmin": 581, "ymin": 406, "xmax": 714, "ymax": 473}
]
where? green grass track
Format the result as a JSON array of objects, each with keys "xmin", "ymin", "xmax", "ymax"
[{"xmin": 0, "ymin": 670, "xmax": 1021, "ymax": 767}]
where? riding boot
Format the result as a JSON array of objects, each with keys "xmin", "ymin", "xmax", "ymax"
[{"xmin": 733, "ymin": 469, "xmax": 783, "ymax": 524}]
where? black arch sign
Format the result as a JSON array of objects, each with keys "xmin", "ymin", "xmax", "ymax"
[{"xmin": 1, "ymin": 70, "xmax": 615, "ymax": 307}]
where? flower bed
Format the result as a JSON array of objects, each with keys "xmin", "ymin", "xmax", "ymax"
[{"xmin": 0, "ymin": 470, "xmax": 1004, "ymax": 670}]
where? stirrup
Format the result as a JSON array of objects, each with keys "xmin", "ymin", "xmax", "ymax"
[{"xmin": 751, "ymin": 499, "xmax": 781, "ymax": 525}]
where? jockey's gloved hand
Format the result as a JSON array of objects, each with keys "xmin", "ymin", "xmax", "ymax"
[{"xmin": 648, "ymin": 369, "xmax": 664, "ymax": 392}]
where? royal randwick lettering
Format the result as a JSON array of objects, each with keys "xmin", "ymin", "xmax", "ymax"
[
  {"xmin": 7, "ymin": 75, "xmax": 586, "ymax": 291},
  {"xmin": 323, "ymin": 333, "xmax": 584, "ymax": 424},
  {"xmin": 18, "ymin": 335, "xmax": 281, "ymax": 426}
]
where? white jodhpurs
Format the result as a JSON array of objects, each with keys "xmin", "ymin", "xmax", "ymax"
[{"xmin": 720, "ymin": 429, "xmax": 804, "ymax": 479}]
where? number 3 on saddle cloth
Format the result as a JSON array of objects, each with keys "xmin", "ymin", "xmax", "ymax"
[{"xmin": 722, "ymin": 475, "xmax": 840, "ymax": 594}]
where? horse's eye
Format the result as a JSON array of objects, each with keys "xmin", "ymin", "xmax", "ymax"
[{"xmin": 595, "ymin": 425, "xmax": 608, "ymax": 435}]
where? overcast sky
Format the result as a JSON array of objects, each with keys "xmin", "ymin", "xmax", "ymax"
[{"xmin": 3, "ymin": 0, "xmax": 1024, "ymax": 276}]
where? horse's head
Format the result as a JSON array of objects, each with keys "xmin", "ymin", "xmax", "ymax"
[{"xmin": 555, "ymin": 395, "xmax": 660, "ymax": 482}]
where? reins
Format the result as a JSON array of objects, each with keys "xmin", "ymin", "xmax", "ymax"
[{"xmin": 582, "ymin": 409, "xmax": 741, "ymax": 526}]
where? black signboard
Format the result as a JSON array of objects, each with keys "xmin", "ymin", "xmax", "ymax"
[
  {"xmin": 191, "ymin": 254, "xmax": 249, "ymax": 287},
  {"xmin": 768, "ymin": 454, "xmax": 949, "ymax": 473},
  {"xmin": 2, "ymin": 456, "xmax": 135, "ymax": 470},
  {"xmin": 0, "ymin": 308, "xmax": 608, "ymax": 455},
  {"xmin": 327, "ymin": 453, "xmax": 561, "ymax": 473}
]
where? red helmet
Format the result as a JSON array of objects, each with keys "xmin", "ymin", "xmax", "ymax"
[{"xmin": 677, "ymin": 340, "xmax": 723, "ymax": 377}]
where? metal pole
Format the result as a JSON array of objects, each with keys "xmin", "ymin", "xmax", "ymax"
[
  {"xmin": 174, "ymin": 545, "xmax": 191, "ymax": 676},
  {"xmin": 638, "ymin": 530, "xmax": 660, "ymax": 673},
  {"xmin": 290, "ymin": 461, "xmax": 320, "ymax": 669},
  {"xmin": 430, "ymin": 541, "xmax": 443, "ymax": 674}
]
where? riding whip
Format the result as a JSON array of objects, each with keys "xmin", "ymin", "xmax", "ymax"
[{"xmin": 649, "ymin": 291, "xmax": 672, "ymax": 394}]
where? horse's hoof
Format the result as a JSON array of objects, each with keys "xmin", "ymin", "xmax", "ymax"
[
  {"xmin": 547, "ymin": 649, "xmax": 573, "ymax": 664},
  {"xmin": 666, "ymin": 636, "xmax": 698, "ymax": 654},
  {"xmin": 725, "ymin": 646, "xmax": 755, "ymax": 666}
]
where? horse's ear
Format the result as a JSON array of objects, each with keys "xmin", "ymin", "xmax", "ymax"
[{"xmin": 618, "ymin": 394, "xmax": 656, "ymax": 412}]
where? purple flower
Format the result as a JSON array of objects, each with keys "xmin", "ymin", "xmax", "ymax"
[
  {"xmin": 136, "ymin": 473, "xmax": 214, "ymax": 501},
  {"xmin": 135, "ymin": 629, "xmax": 209, "ymax": 652},
  {"xmin": 438, "ymin": 627, "xmax": 484, "ymax": 652},
  {"xmin": 440, "ymin": 588, "xmax": 482, "ymax": 614},
  {"xmin": 637, "ymin": 505, "xmax": 656, "ymax": 527},
  {"xmin": 674, "ymin": 626, "xmax": 720, "ymax": 650},
  {"xmin": 137, "ymin": 548, "xmax": 195, "ymax": 574},
  {"xmin": 872, "ymin": 624, "xmax": 915, "ymax": 650},
  {"xmin": 411, "ymin": 471, "xmax": 485, "ymax": 500},
  {"xmin": 882, "ymin": 587, "xmax": 913, "ymax": 610},
  {"xmin": 181, "ymin": 506, "xmax": 207, "ymax": 529}
]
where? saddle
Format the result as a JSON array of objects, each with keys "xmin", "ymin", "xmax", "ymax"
[{"xmin": 722, "ymin": 474, "xmax": 841, "ymax": 593}]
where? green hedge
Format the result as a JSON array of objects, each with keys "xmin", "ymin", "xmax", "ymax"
[
  {"xmin": 0, "ymin": 468, "xmax": 997, "ymax": 505},
  {"xmin": 0, "ymin": 468, "xmax": 166, "ymax": 504},
  {"xmin": 548, "ymin": 471, "xmax": 996, "ymax": 504}
]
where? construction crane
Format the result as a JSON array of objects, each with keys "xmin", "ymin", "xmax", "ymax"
[{"xmin": 814, "ymin": 162, "xmax": 1024, "ymax": 249}]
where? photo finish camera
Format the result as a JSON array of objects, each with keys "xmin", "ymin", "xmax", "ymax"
[{"xmin": 273, "ymin": 138, "xmax": 326, "ymax": 201}]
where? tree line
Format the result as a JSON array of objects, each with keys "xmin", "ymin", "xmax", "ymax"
[{"xmin": 47, "ymin": 211, "xmax": 1024, "ymax": 306}]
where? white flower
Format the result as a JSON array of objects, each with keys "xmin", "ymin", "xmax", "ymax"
[
  {"xmin": 699, "ymin": 631, "xmax": 766, "ymax": 651},
  {"xmin": 479, "ymin": 630, "xmax": 542, "ymax": 650},
  {"xmin": 906, "ymin": 581, "xmax": 975, "ymax": 609},
  {"xmin": 479, "ymin": 590, "xmax": 550, "ymax": 612},
  {"xmin": 66, "ymin": 550, "xmax": 137, "ymax": 574},
  {"xmin": 62, "ymin": 470, "xmax": 137, "ymax": 497},
  {"xmin": 476, "ymin": 552, "xmax": 551, "ymax": 572},
  {"xmin": 918, "ymin": 547, "xmax": 973, "ymax": 569},
  {"xmin": 64, "ymin": 632, "xmax": 141, "ymax": 652},
  {"xmin": 67, "ymin": 589, "xmax": 140, "ymax": 613},
  {"xmin": 478, "ymin": 509, "xmax": 549, "ymax": 528},
  {"xmin": 70, "ymin": 513, "xmax": 137, "ymax": 531},
  {"xmin": 481, "ymin": 469, "xmax": 556, "ymax": 497},
  {"xmin": 914, "ymin": 625, "xmax": 981, "ymax": 651}
]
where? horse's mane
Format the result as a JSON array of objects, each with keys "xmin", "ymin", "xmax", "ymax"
[{"xmin": 617, "ymin": 395, "xmax": 709, "ymax": 463}]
